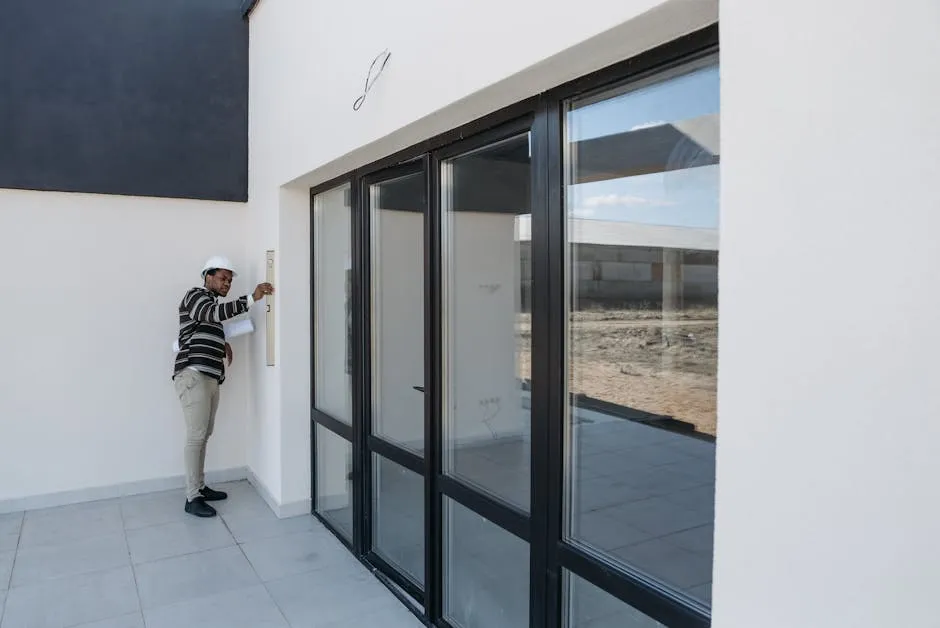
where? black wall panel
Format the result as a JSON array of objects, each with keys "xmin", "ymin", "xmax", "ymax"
[{"xmin": 0, "ymin": 0, "xmax": 249, "ymax": 202}]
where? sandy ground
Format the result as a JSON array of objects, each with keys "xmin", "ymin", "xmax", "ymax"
[{"xmin": 517, "ymin": 307, "xmax": 717, "ymax": 436}]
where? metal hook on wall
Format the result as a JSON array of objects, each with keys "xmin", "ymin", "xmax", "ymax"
[{"xmin": 352, "ymin": 49, "xmax": 391, "ymax": 111}]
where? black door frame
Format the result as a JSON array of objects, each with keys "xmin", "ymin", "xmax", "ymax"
[
  {"xmin": 360, "ymin": 159, "xmax": 430, "ymax": 606},
  {"xmin": 310, "ymin": 23, "xmax": 718, "ymax": 628}
]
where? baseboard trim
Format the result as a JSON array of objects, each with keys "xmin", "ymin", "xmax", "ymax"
[
  {"xmin": 0, "ymin": 466, "xmax": 249, "ymax": 515},
  {"xmin": 277, "ymin": 498, "xmax": 313, "ymax": 519},
  {"xmin": 246, "ymin": 468, "xmax": 311, "ymax": 519}
]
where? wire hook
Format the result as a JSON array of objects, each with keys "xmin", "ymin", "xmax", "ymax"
[{"xmin": 353, "ymin": 49, "xmax": 391, "ymax": 111}]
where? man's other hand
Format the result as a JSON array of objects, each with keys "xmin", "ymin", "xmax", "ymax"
[{"xmin": 253, "ymin": 282, "xmax": 274, "ymax": 301}]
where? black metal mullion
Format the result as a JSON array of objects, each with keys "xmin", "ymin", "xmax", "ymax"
[
  {"xmin": 359, "ymin": 159, "xmax": 433, "ymax": 620},
  {"xmin": 309, "ymin": 190, "xmax": 318, "ymax": 517},
  {"xmin": 439, "ymin": 476, "xmax": 530, "ymax": 543},
  {"xmin": 366, "ymin": 550, "xmax": 426, "ymax": 605},
  {"xmin": 426, "ymin": 152, "xmax": 444, "ymax": 625},
  {"xmin": 349, "ymin": 100, "xmax": 538, "ymax": 184},
  {"xmin": 312, "ymin": 510, "xmax": 354, "ymax": 551},
  {"xmin": 312, "ymin": 409, "xmax": 353, "ymax": 442},
  {"xmin": 543, "ymin": 24, "xmax": 718, "ymax": 103},
  {"xmin": 433, "ymin": 115, "xmax": 534, "ymax": 162},
  {"xmin": 544, "ymin": 94, "xmax": 566, "ymax": 628},
  {"xmin": 368, "ymin": 436, "xmax": 424, "ymax": 476},
  {"xmin": 559, "ymin": 544, "xmax": 710, "ymax": 628},
  {"xmin": 528, "ymin": 96, "xmax": 551, "ymax": 628},
  {"xmin": 351, "ymin": 172, "xmax": 368, "ymax": 558},
  {"xmin": 371, "ymin": 570, "xmax": 433, "ymax": 628}
]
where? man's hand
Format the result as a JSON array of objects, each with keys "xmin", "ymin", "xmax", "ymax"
[
  {"xmin": 225, "ymin": 342, "xmax": 233, "ymax": 366},
  {"xmin": 253, "ymin": 282, "xmax": 274, "ymax": 302}
]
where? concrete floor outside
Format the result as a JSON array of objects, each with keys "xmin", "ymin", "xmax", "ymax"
[{"xmin": 0, "ymin": 481, "xmax": 421, "ymax": 628}]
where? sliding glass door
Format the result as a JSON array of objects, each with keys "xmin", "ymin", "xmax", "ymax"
[
  {"xmin": 364, "ymin": 164, "xmax": 429, "ymax": 600},
  {"xmin": 312, "ymin": 183, "xmax": 354, "ymax": 543},
  {"xmin": 311, "ymin": 24, "xmax": 719, "ymax": 628},
  {"xmin": 438, "ymin": 128, "xmax": 534, "ymax": 627}
]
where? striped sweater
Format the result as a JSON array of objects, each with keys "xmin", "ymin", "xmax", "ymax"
[{"xmin": 173, "ymin": 287, "xmax": 253, "ymax": 384}]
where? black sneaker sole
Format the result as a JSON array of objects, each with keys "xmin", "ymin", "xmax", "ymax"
[{"xmin": 184, "ymin": 502, "xmax": 217, "ymax": 517}]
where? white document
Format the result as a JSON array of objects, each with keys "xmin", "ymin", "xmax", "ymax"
[
  {"xmin": 172, "ymin": 318, "xmax": 256, "ymax": 353},
  {"xmin": 224, "ymin": 318, "xmax": 255, "ymax": 340}
]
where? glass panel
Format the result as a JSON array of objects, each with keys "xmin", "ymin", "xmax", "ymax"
[
  {"xmin": 564, "ymin": 58, "xmax": 719, "ymax": 604},
  {"xmin": 441, "ymin": 133, "xmax": 532, "ymax": 511},
  {"xmin": 371, "ymin": 172, "xmax": 426, "ymax": 454},
  {"xmin": 372, "ymin": 454, "xmax": 425, "ymax": 586},
  {"xmin": 443, "ymin": 497, "xmax": 529, "ymax": 628},
  {"xmin": 313, "ymin": 183, "xmax": 353, "ymax": 423},
  {"xmin": 565, "ymin": 571, "xmax": 666, "ymax": 628},
  {"xmin": 315, "ymin": 424, "xmax": 353, "ymax": 541}
]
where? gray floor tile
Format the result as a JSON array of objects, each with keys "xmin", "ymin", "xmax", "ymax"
[
  {"xmin": 240, "ymin": 529, "xmax": 350, "ymax": 582},
  {"xmin": 572, "ymin": 477, "xmax": 652, "ymax": 513},
  {"xmin": 374, "ymin": 543, "xmax": 424, "ymax": 587},
  {"xmin": 126, "ymin": 518, "xmax": 233, "ymax": 564},
  {"xmin": 0, "ymin": 589, "xmax": 6, "ymax": 618},
  {"xmin": 144, "ymin": 585, "xmax": 288, "ymax": 628},
  {"xmin": 134, "ymin": 546, "xmax": 259, "ymax": 610},
  {"xmin": 0, "ymin": 566, "xmax": 138, "ymax": 628},
  {"xmin": 320, "ymin": 596, "xmax": 422, "ymax": 628},
  {"xmin": 0, "ymin": 513, "xmax": 22, "ymax": 553},
  {"xmin": 661, "ymin": 485, "xmax": 716, "ymax": 514},
  {"xmin": 266, "ymin": 568, "xmax": 394, "ymax": 627},
  {"xmin": 621, "ymin": 465, "xmax": 710, "ymax": 498},
  {"xmin": 20, "ymin": 501, "xmax": 123, "ymax": 550},
  {"xmin": 600, "ymin": 496, "xmax": 711, "ymax": 537},
  {"xmin": 72, "ymin": 613, "xmax": 145, "ymax": 628},
  {"xmin": 660, "ymin": 524, "xmax": 713, "ymax": 555},
  {"xmin": 208, "ymin": 483, "xmax": 272, "ymax": 518},
  {"xmin": 0, "ymin": 551, "xmax": 14, "ymax": 591},
  {"xmin": 11, "ymin": 533, "xmax": 130, "ymax": 588},
  {"xmin": 220, "ymin": 509, "xmax": 317, "ymax": 544},
  {"xmin": 120, "ymin": 491, "xmax": 190, "ymax": 531},
  {"xmin": 570, "ymin": 511, "xmax": 653, "ymax": 552}
]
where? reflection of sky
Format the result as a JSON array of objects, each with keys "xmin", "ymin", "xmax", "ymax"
[{"xmin": 567, "ymin": 63, "xmax": 719, "ymax": 229}]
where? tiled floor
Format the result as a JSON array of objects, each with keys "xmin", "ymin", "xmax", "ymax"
[{"xmin": 0, "ymin": 481, "xmax": 422, "ymax": 628}]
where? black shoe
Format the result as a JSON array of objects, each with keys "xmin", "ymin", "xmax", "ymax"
[
  {"xmin": 200, "ymin": 486, "xmax": 228, "ymax": 501},
  {"xmin": 184, "ymin": 497, "xmax": 217, "ymax": 518}
]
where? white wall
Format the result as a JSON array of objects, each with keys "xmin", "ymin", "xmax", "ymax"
[
  {"xmin": 246, "ymin": 0, "xmax": 717, "ymax": 510},
  {"xmin": 714, "ymin": 1, "xmax": 940, "ymax": 627},
  {"xmin": 0, "ymin": 189, "xmax": 249, "ymax": 509},
  {"xmin": 447, "ymin": 213, "xmax": 526, "ymax": 446},
  {"xmin": 373, "ymin": 209, "xmax": 425, "ymax": 448}
]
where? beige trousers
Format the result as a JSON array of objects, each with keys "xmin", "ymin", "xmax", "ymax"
[{"xmin": 174, "ymin": 369, "xmax": 220, "ymax": 501}]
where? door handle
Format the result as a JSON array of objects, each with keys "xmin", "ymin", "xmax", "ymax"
[{"xmin": 413, "ymin": 385, "xmax": 425, "ymax": 393}]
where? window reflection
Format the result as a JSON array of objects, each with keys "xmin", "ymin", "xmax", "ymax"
[
  {"xmin": 444, "ymin": 497, "xmax": 530, "ymax": 628},
  {"xmin": 371, "ymin": 172, "xmax": 426, "ymax": 454},
  {"xmin": 373, "ymin": 454, "xmax": 425, "ymax": 585},
  {"xmin": 315, "ymin": 424, "xmax": 353, "ymax": 541},
  {"xmin": 313, "ymin": 183, "xmax": 352, "ymax": 424},
  {"xmin": 566, "ymin": 571, "xmax": 666, "ymax": 628},
  {"xmin": 441, "ymin": 134, "xmax": 532, "ymax": 511},
  {"xmin": 563, "ymin": 58, "xmax": 719, "ymax": 605}
]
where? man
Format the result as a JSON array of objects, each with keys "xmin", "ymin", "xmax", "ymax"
[{"xmin": 173, "ymin": 256, "xmax": 274, "ymax": 517}]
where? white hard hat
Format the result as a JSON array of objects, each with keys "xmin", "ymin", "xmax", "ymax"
[{"xmin": 201, "ymin": 256, "xmax": 237, "ymax": 278}]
